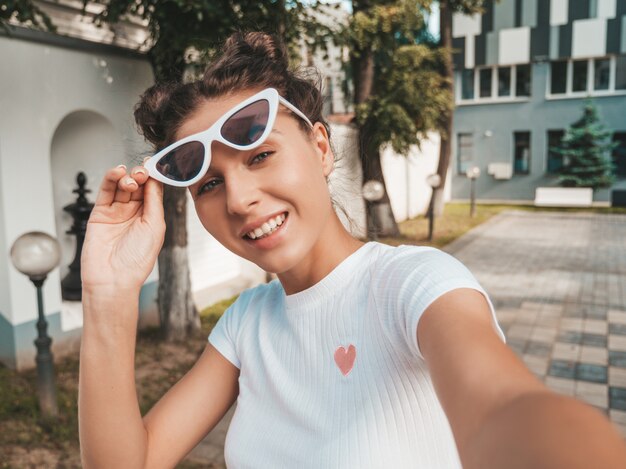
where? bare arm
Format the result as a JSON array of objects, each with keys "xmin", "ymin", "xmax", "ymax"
[
  {"xmin": 418, "ymin": 288, "xmax": 626, "ymax": 469},
  {"xmin": 79, "ymin": 165, "xmax": 239, "ymax": 468}
]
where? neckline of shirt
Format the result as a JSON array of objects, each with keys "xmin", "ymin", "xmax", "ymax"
[{"xmin": 281, "ymin": 241, "xmax": 380, "ymax": 312}]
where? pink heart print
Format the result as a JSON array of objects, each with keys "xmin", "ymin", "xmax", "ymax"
[{"xmin": 334, "ymin": 344, "xmax": 356, "ymax": 376}]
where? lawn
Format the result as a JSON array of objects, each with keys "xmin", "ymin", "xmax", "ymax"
[{"xmin": 1, "ymin": 202, "xmax": 624, "ymax": 467}]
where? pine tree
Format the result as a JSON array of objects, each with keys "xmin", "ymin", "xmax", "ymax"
[{"xmin": 553, "ymin": 101, "xmax": 617, "ymax": 191}]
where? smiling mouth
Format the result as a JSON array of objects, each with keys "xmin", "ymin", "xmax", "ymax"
[{"xmin": 244, "ymin": 212, "xmax": 288, "ymax": 240}]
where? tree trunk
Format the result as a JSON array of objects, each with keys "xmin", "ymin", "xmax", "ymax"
[
  {"xmin": 430, "ymin": 0, "xmax": 454, "ymax": 217},
  {"xmin": 158, "ymin": 186, "xmax": 200, "ymax": 341},
  {"xmin": 150, "ymin": 51, "xmax": 199, "ymax": 342},
  {"xmin": 351, "ymin": 44, "xmax": 400, "ymax": 237}
]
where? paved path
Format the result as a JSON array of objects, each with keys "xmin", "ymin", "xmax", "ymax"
[
  {"xmin": 446, "ymin": 210, "xmax": 626, "ymax": 436},
  {"xmin": 185, "ymin": 209, "xmax": 626, "ymax": 465}
]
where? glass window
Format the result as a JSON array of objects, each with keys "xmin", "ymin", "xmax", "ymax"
[
  {"xmin": 616, "ymin": 56, "xmax": 626, "ymax": 90},
  {"xmin": 479, "ymin": 68, "xmax": 492, "ymax": 98},
  {"xmin": 457, "ymin": 133, "xmax": 473, "ymax": 175},
  {"xmin": 497, "ymin": 67, "xmax": 511, "ymax": 97},
  {"xmin": 594, "ymin": 58, "xmax": 610, "ymax": 91},
  {"xmin": 516, "ymin": 64, "xmax": 531, "ymax": 97},
  {"xmin": 547, "ymin": 130, "xmax": 565, "ymax": 173},
  {"xmin": 572, "ymin": 60, "xmax": 588, "ymax": 92},
  {"xmin": 461, "ymin": 69, "xmax": 475, "ymax": 100},
  {"xmin": 551, "ymin": 61, "xmax": 567, "ymax": 94},
  {"xmin": 514, "ymin": 131, "xmax": 531, "ymax": 174},
  {"xmin": 613, "ymin": 132, "xmax": 626, "ymax": 177}
]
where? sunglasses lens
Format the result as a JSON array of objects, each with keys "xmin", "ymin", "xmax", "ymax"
[
  {"xmin": 155, "ymin": 141, "xmax": 204, "ymax": 182},
  {"xmin": 221, "ymin": 99, "xmax": 270, "ymax": 146}
]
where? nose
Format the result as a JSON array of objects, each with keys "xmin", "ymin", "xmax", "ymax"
[{"xmin": 224, "ymin": 167, "xmax": 260, "ymax": 216}]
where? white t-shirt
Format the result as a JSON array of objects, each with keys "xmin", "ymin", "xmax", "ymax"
[{"xmin": 208, "ymin": 242, "xmax": 506, "ymax": 468}]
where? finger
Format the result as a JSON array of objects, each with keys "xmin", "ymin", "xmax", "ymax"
[
  {"xmin": 130, "ymin": 184, "xmax": 144, "ymax": 202},
  {"xmin": 143, "ymin": 177, "xmax": 164, "ymax": 224},
  {"xmin": 95, "ymin": 165, "xmax": 128, "ymax": 206},
  {"xmin": 130, "ymin": 166, "xmax": 149, "ymax": 185},
  {"xmin": 114, "ymin": 176, "xmax": 138, "ymax": 203}
]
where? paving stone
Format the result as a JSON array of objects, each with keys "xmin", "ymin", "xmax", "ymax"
[
  {"xmin": 560, "ymin": 318, "xmax": 583, "ymax": 332},
  {"xmin": 609, "ymin": 351, "xmax": 626, "ymax": 368},
  {"xmin": 545, "ymin": 376, "xmax": 576, "ymax": 396},
  {"xmin": 609, "ymin": 387, "xmax": 626, "ymax": 411},
  {"xmin": 548, "ymin": 360, "xmax": 577, "ymax": 380},
  {"xmin": 583, "ymin": 319, "xmax": 608, "ymax": 335},
  {"xmin": 608, "ymin": 310, "xmax": 626, "ymax": 325},
  {"xmin": 609, "ymin": 367, "xmax": 626, "ymax": 387},
  {"xmin": 576, "ymin": 363, "xmax": 608, "ymax": 384},
  {"xmin": 609, "ymin": 335, "xmax": 626, "ymax": 352},
  {"xmin": 525, "ymin": 341, "xmax": 552, "ymax": 357},
  {"xmin": 609, "ymin": 323, "xmax": 626, "ymax": 336},
  {"xmin": 552, "ymin": 343, "xmax": 581, "ymax": 361},
  {"xmin": 579, "ymin": 346, "xmax": 608, "ymax": 366}
]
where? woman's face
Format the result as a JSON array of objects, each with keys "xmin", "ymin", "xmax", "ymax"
[{"xmin": 180, "ymin": 89, "xmax": 335, "ymax": 274}]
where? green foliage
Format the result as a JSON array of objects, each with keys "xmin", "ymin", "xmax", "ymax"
[
  {"xmin": 357, "ymin": 44, "xmax": 450, "ymax": 152},
  {"xmin": 552, "ymin": 100, "xmax": 617, "ymax": 191},
  {"xmin": 0, "ymin": 0, "xmax": 55, "ymax": 32}
]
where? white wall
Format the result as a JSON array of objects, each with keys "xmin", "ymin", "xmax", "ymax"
[{"xmin": 0, "ymin": 36, "xmax": 154, "ymax": 329}]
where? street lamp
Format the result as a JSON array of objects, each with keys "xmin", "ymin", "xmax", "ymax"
[
  {"xmin": 465, "ymin": 166, "xmax": 481, "ymax": 218},
  {"xmin": 10, "ymin": 231, "xmax": 61, "ymax": 417},
  {"xmin": 425, "ymin": 174, "xmax": 442, "ymax": 241},
  {"xmin": 362, "ymin": 180, "xmax": 385, "ymax": 240}
]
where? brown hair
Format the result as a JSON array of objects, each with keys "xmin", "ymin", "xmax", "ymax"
[{"xmin": 134, "ymin": 31, "xmax": 330, "ymax": 151}]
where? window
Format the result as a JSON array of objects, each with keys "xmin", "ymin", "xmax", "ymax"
[
  {"xmin": 613, "ymin": 132, "xmax": 626, "ymax": 177},
  {"xmin": 479, "ymin": 68, "xmax": 492, "ymax": 98},
  {"xmin": 457, "ymin": 133, "xmax": 473, "ymax": 175},
  {"xmin": 594, "ymin": 58, "xmax": 610, "ymax": 91},
  {"xmin": 547, "ymin": 130, "xmax": 565, "ymax": 173},
  {"xmin": 459, "ymin": 64, "xmax": 531, "ymax": 102},
  {"xmin": 549, "ymin": 56, "xmax": 626, "ymax": 96},
  {"xmin": 498, "ymin": 67, "xmax": 511, "ymax": 97},
  {"xmin": 516, "ymin": 64, "xmax": 531, "ymax": 97},
  {"xmin": 551, "ymin": 61, "xmax": 567, "ymax": 94},
  {"xmin": 616, "ymin": 56, "xmax": 626, "ymax": 90},
  {"xmin": 514, "ymin": 132, "xmax": 531, "ymax": 174},
  {"xmin": 572, "ymin": 60, "xmax": 588, "ymax": 92},
  {"xmin": 461, "ymin": 69, "xmax": 475, "ymax": 100}
]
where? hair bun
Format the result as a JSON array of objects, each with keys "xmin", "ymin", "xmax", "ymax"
[
  {"xmin": 134, "ymin": 83, "xmax": 172, "ymax": 148},
  {"xmin": 222, "ymin": 31, "xmax": 289, "ymax": 71}
]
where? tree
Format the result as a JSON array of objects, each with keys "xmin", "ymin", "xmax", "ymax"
[
  {"xmin": 552, "ymin": 101, "xmax": 616, "ymax": 191},
  {"xmin": 428, "ymin": 0, "xmax": 494, "ymax": 217},
  {"xmin": 347, "ymin": 0, "xmax": 450, "ymax": 237},
  {"xmin": 88, "ymin": 0, "xmax": 324, "ymax": 341},
  {"xmin": 5, "ymin": 0, "xmax": 323, "ymax": 341}
]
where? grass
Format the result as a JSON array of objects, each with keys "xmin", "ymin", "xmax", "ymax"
[{"xmin": 2, "ymin": 203, "xmax": 624, "ymax": 466}]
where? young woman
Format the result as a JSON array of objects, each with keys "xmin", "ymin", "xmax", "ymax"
[{"xmin": 78, "ymin": 32, "xmax": 626, "ymax": 468}]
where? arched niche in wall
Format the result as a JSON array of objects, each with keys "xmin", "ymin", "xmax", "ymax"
[{"xmin": 50, "ymin": 110, "xmax": 124, "ymax": 284}]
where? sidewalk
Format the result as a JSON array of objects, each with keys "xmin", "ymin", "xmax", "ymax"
[{"xmin": 446, "ymin": 209, "xmax": 626, "ymax": 436}]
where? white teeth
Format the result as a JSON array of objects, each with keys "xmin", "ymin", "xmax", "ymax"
[{"xmin": 246, "ymin": 213, "xmax": 287, "ymax": 240}]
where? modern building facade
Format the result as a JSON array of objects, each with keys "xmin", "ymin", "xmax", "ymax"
[{"xmin": 450, "ymin": 0, "xmax": 626, "ymax": 204}]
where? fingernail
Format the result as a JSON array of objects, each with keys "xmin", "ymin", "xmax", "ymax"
[
  {"xmin": 143, "ymin": 157, "xmax": 151, "ymax": 164},
  {"xmin": 132, "ymin": 168, "xmax": 146, "ymax": 176},
  {"xmin": 117, "ymin": 164, "xmax": 127, "ymax": 169},
  {"xmin": 126, "ymin": 177, "xmax": 137, "ymax": 186}
]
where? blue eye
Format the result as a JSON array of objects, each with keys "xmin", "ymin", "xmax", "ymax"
[{"xmin": 197, "ymin": 178, "xmax": 222, "ymax": 195}]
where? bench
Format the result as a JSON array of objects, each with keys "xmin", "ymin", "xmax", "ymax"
[{"xmin": 534, "ymin": 187, "xmax": 593, "ymax": 207}]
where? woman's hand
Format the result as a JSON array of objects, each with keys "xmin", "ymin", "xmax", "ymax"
[{"xmin": 81, "ymin": 163, "xmax": 165, "ymax": 294}]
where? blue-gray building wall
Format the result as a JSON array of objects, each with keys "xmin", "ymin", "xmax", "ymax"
[{"xmin": 451, "ymin": 62, "xmax": 626, "ymax": 202}]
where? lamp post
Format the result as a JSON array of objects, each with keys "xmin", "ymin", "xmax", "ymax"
[
  {"xmin": 362, "ymin": 180, "xmax": 386, "ymax": 240},
  {"xmin": 465, "ymin": 166, "xmax": 481, "ymax": 218},
  {"xmin": 10, "ymin": 232, "xmax": 61, "ymax": 417},
  {"xmin": 425, "ymin": 174, "xmax": 442, "ymax": 241}
]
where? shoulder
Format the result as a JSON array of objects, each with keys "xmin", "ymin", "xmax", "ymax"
[
  {"xmin": 372, "ymin": 244, "xmax": 476, "ymax": 290},
  {"xmin": 223, "ymin": 279, "xmax": 283, "ymax": 320}
]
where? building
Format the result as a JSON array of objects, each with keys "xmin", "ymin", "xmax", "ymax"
[{"xmin": 450, "ymin": 0, "xmax": 626, "ymax": 204}]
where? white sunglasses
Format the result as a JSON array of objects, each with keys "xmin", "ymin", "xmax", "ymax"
[{"xmin": 144, "ymin": 88, "xmax": 313, "ymax": 187}]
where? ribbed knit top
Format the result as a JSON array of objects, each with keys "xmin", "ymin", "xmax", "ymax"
[{"xmin": 208, "ymin": 242, "xmax": 505, "ymax": 468}]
